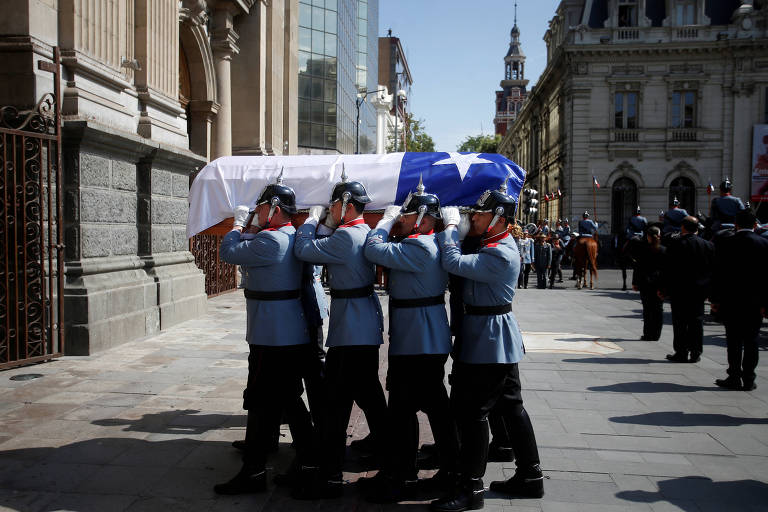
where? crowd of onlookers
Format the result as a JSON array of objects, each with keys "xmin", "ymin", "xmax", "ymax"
[{"xmin": 509, "ymin": 219, "xmax": 571, "ymax": 290}]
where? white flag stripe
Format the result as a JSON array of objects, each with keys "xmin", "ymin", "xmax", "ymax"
[{"xmin": 187, "ymin": 154, "xmax": 405, "ymax": 238}]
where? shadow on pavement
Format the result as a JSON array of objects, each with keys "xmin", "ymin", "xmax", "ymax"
[
  {"xmin": 609, "ymin": 411, "xmax": 768, "ymax": 427},
  {"xmin": 92, "ymin": 409, "xmax": 245, "ymax": 435},
  {"xmin": 588, "ymin": 382, "xmax": 715, "ymax": 393},
  {"xmin": 561, "ymin": 357, "xmax": 660, "ymax": 365},
  {"xmin": 616, "ymin": 476, "xmax": 768, "ymax": 511}
]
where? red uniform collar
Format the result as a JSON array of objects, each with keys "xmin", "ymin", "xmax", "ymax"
[
  {"xmin": 263, "ymin": 222, "xmax": 292, "ymax": 231},
  {"xmin": 482, "ymin": 231, "xmax": 509, "ymax": 246},
  {"xmin": 408, "ymin": 229, "xmax": 434, "ymax": 238},
  {"xmin": 338, "ymin": 218, "xmax": 366, "ymax": 228}
]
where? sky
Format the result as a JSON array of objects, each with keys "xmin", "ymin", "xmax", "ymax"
[{"xmin": 379, "ymin": 0, "xmax": 563, "ymax": 152}]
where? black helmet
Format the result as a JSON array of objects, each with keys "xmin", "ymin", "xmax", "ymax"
[
  {"xmin": 672, "ymin": 196, "xmax": 680, "ymax": 207},
  {"xmin": 471, "ymin": 179, "xmax": 517, "ymax": 224},
  {"xmin": 720, "ymin": 179, "xmax": 732, "ymax": 193},
  {"xmin": 636, "ymin": 206, "xmax": 641, "ymax": 214},
  {"xmin": 402, "ymin": 175, "xmax": 441, "ymax": 221},
  {"xmin": 583, "ymin": 211, "xmax": 590, "ymax": 218},
  {"xmin": 255, "ymin": 169, "xmax": 297, "ymax": 215},
  {"xmin": 330, "ymin": 165, "xmax": 371, "ymax": 209}
]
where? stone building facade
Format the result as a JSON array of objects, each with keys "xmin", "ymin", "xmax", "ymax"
[
  {"xmin": 499, "ymin": 0, "xmax": 768, "ymax": 233},
  {"xmin": 0, "ymin": 0, "xmax": 298, "ymax": 355}
]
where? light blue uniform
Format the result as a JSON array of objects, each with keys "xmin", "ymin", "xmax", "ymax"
[
  {"xmin": 438, "ymin": 229, "xmax": 525, "ymax": 364},
  {"xmin": 578, "ymin": 219, "xmax": 598, "ymax": 236},
  {"xmin": 519, "ymin": 237, "xmax": 534, "ymax": 264},
  {"xmin": 295, "ymin": 220, "xmax": 384, "ymax": 347},
  {"xmin": 365, "ymin": 229, "xmax": 451, "ymax": 355},
  {"xmin": 556, "ymin": 225, "xmax": 571, "ymax": 245},
  {"xmin": 663, "ymin": 207, "xmax": 688, "ymax": 233},
  {"xmin": 625, "ymin": 215, "xmax": 648, "ymax": 239},
  {"xmin": 220, "ymin": 225, "xmax": 309, "ymax": 346}
]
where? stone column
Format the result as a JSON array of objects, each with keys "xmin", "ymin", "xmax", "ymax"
[
  {"xmin": 371, "ymin": 90, "xmax": 392, "ymax": 154},
  {"xmin": 211, "ymin": 7, "xmax": 240, "ymax": 158}
]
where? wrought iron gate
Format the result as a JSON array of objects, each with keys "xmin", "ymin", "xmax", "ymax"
[{"xmin": 0, "ymin": 48, "xmax": 65, "ymax": 369}]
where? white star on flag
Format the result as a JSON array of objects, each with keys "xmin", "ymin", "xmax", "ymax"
[{"xmin": 432, "ymin": 152, "xmax": 494, "ymax": 182}]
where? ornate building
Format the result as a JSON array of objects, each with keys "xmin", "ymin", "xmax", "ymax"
[
  {"xmin": 499, "ymin": 0, "xmax": 768, "ymax": 232},
  {"xmin": 378, "ymin": 32, "xmax": 413, "ymax": 152},
  {"xmin": 494, "ymin": 6, "xmax": 529, "ymax": 136},
  {"xmin": 0, "ymin": 0, "xmax": 299, "ymax": 358}
]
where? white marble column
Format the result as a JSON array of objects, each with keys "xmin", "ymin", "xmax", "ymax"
[{"xmin": 211, "ymin": 8, "xmax": 239, "ymax": 158}]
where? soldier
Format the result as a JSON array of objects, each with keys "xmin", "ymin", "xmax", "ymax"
[
  {"xmin": 431, "ymin": 185, "xmax": 543, "ymax": 512},
  {"xmin": 532, "ymin": 234, "xmax": 551, "ymax": 289},
  {"xmin": 215, "ymin": 175, "xmax": 318, "ymax": 495},
  {"xmin": 577, "ymin": 211, "xmax": 598, "ymax": 237},
  {"xmin": 293, "ymin": 170, "xmax": 387, "ymax": 499},
  {"xmin": 663, "ymin": 197, "xmax": 688, "ymax": 234},
  {"xmin": 363, "ymin": 179, "xmax": 459, "ymax": 502},
  {"xmin": 558, "ymin": 218, "xmax": 571, "ymax": 246},
  {"xmin": 710, "ymin": 179, "xmax": 746, "ymax": 232},
  {"xmin": 625, "ymin": 206, "xmax": 647, "ymax": 240}
]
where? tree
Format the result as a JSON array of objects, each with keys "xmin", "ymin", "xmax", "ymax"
[
  {"xmin": 387, "ymin": 113, "xmax": 435, "ymax": 152},
  {"xmin": 457, "ymin": 134, "xmax": 501, "ymax": 153}
]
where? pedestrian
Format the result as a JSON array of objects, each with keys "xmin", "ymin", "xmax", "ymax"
[
  {"xmin": 548, "ymin": 235, "xmax": 564, "ymax": 288},
  {"xmin": 363, "ymin": 180, "xmax": 459, "ymax": 502},
  {"xmin": 215, "ymin": 174, "xmax": 319, "ymax": 495},
  {"xmin": 532, "ymin": 234, "xmax": 551, "ymax": 289},
  {"xmin": 711, "ymin": 209, "xmax": 768, "ymax": 391},
  {"xmin": 632, "ymin": 225, "xmax": 666, "ymax": 341},
  {"xmin": 431, "ymin": 184, "xmax": 543, "ymax": 512},
  {"xmin": 517, "ymin": 232, "xmax": 533, "ymax": 289},
  {"xmin": 293, "ymin": 171, "xmax": 387, "ymax": 499},
  {"xmin": 659, "ymin": 216, "xmax": 714, "ymax": 363}
]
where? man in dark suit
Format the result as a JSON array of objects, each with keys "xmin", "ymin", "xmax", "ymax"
[
  {"xmin": 659, "ymin": 216, "xmax": 715, "ymax": 363},
  {"xmin": 711, "ymin": 209, "xmax": 768, "ymax": 391}
]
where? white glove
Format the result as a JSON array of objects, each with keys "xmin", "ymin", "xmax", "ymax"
[
  {"xmin": 323, "ymin": 208, "xmax": 338, "ymax": 229},
  {"xmin": 457, "ymin": 213, "xmax": 471, "ymax": 240},
  {"xmin": 441, "ymin": 206, "xmax": 461, "ymax": 227},
  {"xmin": 233, "ymin": 205, "xmax": 251, "ymax": 228},
  {"xmin": 306, "ymin": 205, "xmax": 326, "ymax": 223},
  {"xmin": 375, "ymin": 205, "xmax": 402, "ymax": 233}
]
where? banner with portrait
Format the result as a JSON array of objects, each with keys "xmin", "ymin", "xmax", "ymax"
[{"xmin": 752, "ymin": 124, "xmax": 768, "ymax": 203}]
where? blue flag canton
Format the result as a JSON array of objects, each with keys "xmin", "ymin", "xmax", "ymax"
[{"xmin": 395, "ymin": 152, "xmax": 526, "ymax": 207}]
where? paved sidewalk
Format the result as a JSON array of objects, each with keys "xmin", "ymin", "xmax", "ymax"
[{"xmin": 1, "ymin": 269, "xmax": 767, "ymax": 511}]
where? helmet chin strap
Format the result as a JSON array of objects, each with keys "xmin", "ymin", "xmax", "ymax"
[
  {"xmin": 414, "ymin": 205, "xmax": 427, "ymax": 231},
  {"xmin": 486, "ymin": 206, "xmax": 505, "ymax": 233},
  {"xmin": 340, "ymin": 191, "xmax": 351, "ymax": 223},
  {"xmin": 265, "ymin": 197, "xmax": 279, "ymax": 227}
]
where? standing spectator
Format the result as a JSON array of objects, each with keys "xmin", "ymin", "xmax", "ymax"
[
  {"xmin": 518, "ymin": 232, "xmax": 533, "ymax": 289},
  {"xmin": 632, "ymin": 225, "xmax": 666, "ymax": 341},
  {"xmin": 659, "ymin": 216, "xmax": 714, "ymax": 363},
  {"xmin": 548, "ymin": 235, "xmax": 564, "ymax": 288},
  {"xmin": 540, "ymin": 219, "xmax": 550, "ymax": 236},
  {"xmin": 532, "ymin": 235, "xmax": 551, "ymax": 290},
  {"xmin": 711, "ymin": 209, "xmax": 768, "ymax": 391}
]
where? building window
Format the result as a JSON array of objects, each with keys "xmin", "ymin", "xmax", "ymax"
[
  {"xmin": 675, "ymin": 0, "xmax": 696, "ymax": 25},
  {"xmin": 671, "ymin": 91, "xmax": 696, "ymax": 128},
  {"xmin": 611, "ymin": 177, "xmax": 637, "ymax": 235},
  {"xmin": 614, "ymin": 92, "xmax": 638, "ymax": 129},
  {"xmin": 618, "ymin": 0, "xmax": 638, "ymax": 27},
  {"xmin": 669, "ymin": 176, "xmax": 696, "ymax": 213}
]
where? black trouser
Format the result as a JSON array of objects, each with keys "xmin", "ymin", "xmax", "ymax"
[
  {"xmin": 321, "ymin": 345, "xmax": 388, "ymax": 478},
  {"xmin": 535, "ymin": 268, "xmax": 547, "ymax": 289},
  {"xmin": 640, "ymin": 288, "xmax": 663, "ymax": 341},
  {"xmin": 724, "ymin": 310, "xmax": 762, "ymax": 384},
  {"xmin": 670, "ymin": 297, "xmax": 704, "ymax": 356},
  {"xmin": 450, "ymin": 362, "xmax": 540, "ymax": 479},
  {"xmin": 548, "ymin": 258, "xmax": 562, "ymax": 287},
  {"xmin": 243, "ymin": 344, "xmax": 318, "ymax": 470},
  {"xmin": 518, "ymin": 263, "xmax": 531, "ymax": 288},
  {"xmin": 385, "ymin": 354, "xmax": 459, "ymax": 481}
]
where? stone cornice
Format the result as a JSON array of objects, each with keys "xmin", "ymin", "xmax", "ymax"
[
  {"xmin": 136, "ymin": 86, "xmax": 185, "ymax": 116},
  {"xmin": 60, "ymin": 49, "xmax": 133, "ymax": 92}
]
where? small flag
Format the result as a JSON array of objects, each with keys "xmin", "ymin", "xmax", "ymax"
[
  {"xmin": 707, "ymin": 181, "xmax": 715, "ymax": 194},
  {"xmin": 593, "ymin": 176, "xmax": 600, "ymax": 189},
  {"xmin": 544, "ymin": 194, "xmax": 550, "ymax": 202},
  {"xmin": 557, "ymin": 188, "xmax": 562, "ymax": 197}
]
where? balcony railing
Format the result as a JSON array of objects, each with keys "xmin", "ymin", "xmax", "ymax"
[
  {"xmin": 615, "ymin": 28, "xmax": 640, "ymax": 41},
  {"xmin": 613, "ymin": 129, "xmax": 639, "ymax": 142},
  {"xmin": 670, "ymin": 129, "xmax": 697, "ymax": 142},
  {"xmin": 675, "ymin": 27, "xmax": 699, "ymax": 39}
]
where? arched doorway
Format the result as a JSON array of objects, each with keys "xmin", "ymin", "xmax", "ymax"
[
  {"xmin": 669, "ymin": 176, "xmax": 696, "ymax": 213},
  {"xmin": 611, "ymin": 177, "xmax": 637, "ymax": 235}
]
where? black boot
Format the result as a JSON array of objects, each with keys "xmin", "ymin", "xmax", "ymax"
[
  {"xmin": 363, "ymin": 473, "xmax": 417, "ymax": 503},
  {"xmin": 489, "ymin": 464, "xmax": 544, "ymax": 498},
  {"xmin": 430, "ymin": 478, "xmax": 484, "ymax": 512},
  {"xmin": 350, "ymin": 433, "xmax": 376, "ymax": 453},
  {"xmin": 488, "ymin": 443, "xmax": 514, "ymax": 463},
  {"xmin": 291, "ymin": 470, "xmax": 343, "ymax": 500},
  {"xmin": 213, "ymin": 464, "xmax": 267, "ymax": 495},
  {"xmin": 715, "ymin": 377, "xmax": 742, "ymax": 390}
]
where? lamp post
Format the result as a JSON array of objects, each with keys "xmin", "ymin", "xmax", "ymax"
[
  {"xmin": 355, "ymin": 88, "xmax": 386, "ymax": 154},
  {"xmin": 393, "ymin": 88, "xmax": 407, "ymax": 152}
]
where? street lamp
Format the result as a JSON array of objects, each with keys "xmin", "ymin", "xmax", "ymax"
[
  {"xmin": 393, "ymin": 89, "xmax": 407, "ymax": 152},
  {"xmin": 355, "ymin": 88, "xmax": 386, "ymax": 154}
]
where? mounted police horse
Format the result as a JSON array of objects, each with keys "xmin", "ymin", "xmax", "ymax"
[{"xmin": 573, "ymin": 233, "xmax": 599, "ymax": 290}]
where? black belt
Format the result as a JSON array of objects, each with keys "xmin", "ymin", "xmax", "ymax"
[
  {"xmin": 464, "ymin": 303, "xmax": 512, "ymax": 315},
  {"xmin": 330, "ymin": 284, "xmax": 374, "ymax": 299},
  {"xmin": 390, "ymin": 295, "xmax": 445, "ymax": 308},
  {"xmin": 244, "ymin": 289, "xmax": 301, "ymax": 301}
]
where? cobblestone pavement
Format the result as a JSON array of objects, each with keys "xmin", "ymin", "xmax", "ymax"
[{"xmin": 1, "ymin": 269, "xmax": 767, "ymax": 512}]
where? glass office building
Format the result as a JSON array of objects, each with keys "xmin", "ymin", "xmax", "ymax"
[{"xmin": 298, "ymin": 0, "xmax": 378, "ymax": 154}]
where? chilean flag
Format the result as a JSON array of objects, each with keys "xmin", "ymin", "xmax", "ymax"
[
  {"xmin": 187, "ymin": 152, "xmax": 527, "ymax": 237},
  {"xmin": 593, "ymin": 176, "xmax": 600, "ymax": 189}
]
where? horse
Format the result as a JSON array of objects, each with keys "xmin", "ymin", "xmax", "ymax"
[
  {"xmin": 617, "ymin": 234, "xmax": 645, "ymax": 291},
  {"xmin": 573, "ymin": 234, "xmax": 599, "ymax": 290}
]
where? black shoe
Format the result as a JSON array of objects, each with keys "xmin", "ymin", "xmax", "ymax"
[
  {"xmin": 273, "ymin": 460, "xmax": 301, "ymax": 487},
  {"xmin": 420, "ymin": 470, "xmax": 459, "ymax": 493},
  {"xmin": 350, "ymin": 434, "xmax": 376, "ymax": 453},
  {"xmin": 488, "ymin": 443, "xmax": 514, "ymax": 463},
  {"xmin": 689, "ymin": 352, "xmax": 701, "ymax": 363},
  {"xmin": 363, "ymin": 474, "xmax": 417, "ymax": 503},
  {"xmin": 743, "ymin": 381, "xmax": 757, "ymax": 391},
  {"xmin": 430, "ymin": 478, "xmax": 484, "ymax": 512},
  {"xmin": 489, "ymin": 465, "xmax": 544, "ymax": 499},
  {"xmin": 665, "ymin": 353, "xmax": 688, "ymax": 363},
  {"xmin": 232, "ymin": 439, "xmax": 246, "ymax": 452},
  {"xmin": 291, "ymin": 472, "xmax": 343, "ymax": 500},
  {"xmin": 640, "ymin": 336, "xmax": 649, "ymax": 341},
  {"xmin": 213, "ymin": 466, "xmax": 267, "ymax": 495},
  {"xmin": 715, "ymin": 377, "xmax": 742, "ymax": 390}
]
